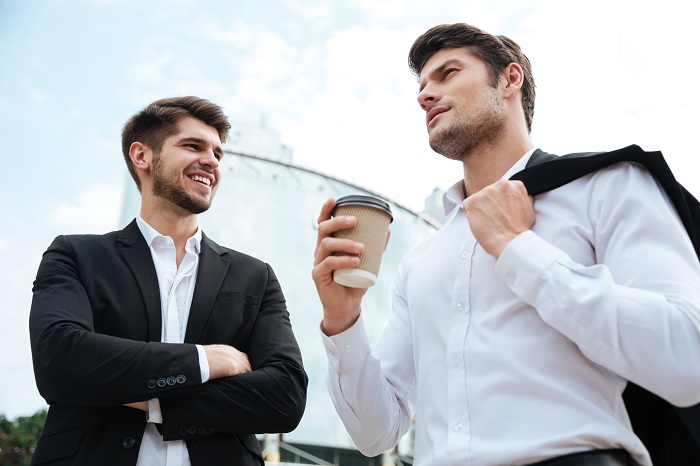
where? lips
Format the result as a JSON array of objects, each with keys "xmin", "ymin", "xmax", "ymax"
[
  {"xmin": 189, "ymin": 174, "xmax": 211, "ymax": 186},
  {"xmin": 185, "ymin": 168, "xmax": 215, "ymax": 188},
  {"xmin": 426, "ymin": 106, "xmax": 448, "ymax": 126}
]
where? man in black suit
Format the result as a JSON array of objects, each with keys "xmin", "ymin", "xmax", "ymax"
[{"xmin": 29, "ymin": 96, "xmax": 307, "ymax": 465}]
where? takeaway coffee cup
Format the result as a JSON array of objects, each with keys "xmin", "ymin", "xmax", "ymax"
[{"xmin": 332, "ymin": 195, "xmax": 393, "ymax": 288}]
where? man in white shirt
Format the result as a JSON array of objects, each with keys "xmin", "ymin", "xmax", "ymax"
[
  {"xmin": 30, "ymin": 96, "xmax": 307, "ymax": 465},
  {"xmin": 311, "ymin": 23, "xmax": 700, "ymax": 466}
]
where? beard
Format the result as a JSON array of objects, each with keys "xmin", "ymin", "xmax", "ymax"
[
  {"xmin": 152, "ymin": 154, "xmax": 213, "ymax": 215},
  {"xmin": 428, "ymin": 89, "xmax": 506, "ymax": 162}
]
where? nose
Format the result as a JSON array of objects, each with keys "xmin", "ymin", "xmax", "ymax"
[
  {"xmin": 417, "ymin": 83, "xmax": 438, "ymax": 111},
  {"xmin": 200, "ymin": 149, "xmax": 220, "ymax": 169}
]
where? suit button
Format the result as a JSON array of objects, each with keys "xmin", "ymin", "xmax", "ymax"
[
  {"xmin": 188, "ymin": 426, "xmax": 197, "ymax": 435},
  {"xmin": 157, "ymin": 378, "xmax": 167, "ymax": 388},
  {"xmin": 166, "ymin": 376, "xmax": 176, "ymax": 386},
  {"xmin": 176, "ymin": 375, "xmax": 186, "ymax": 384},
  {"xmin": 179, "ymin": 426, "xmax": 188, "ymax": 436},
  {"xmin": 196, "ymin": 426, "xmax": 205, "ymax": 435},
  {"xmin": 147, "ymin": 379, "xmax": 156, "ymax": 389},
  {"xmin": 123, "ymin": 437, "xmax": 136, "ymax": 449},
  {"xmin": 205, "ymin": 427, "xmax": 214, "ymax": 435}
]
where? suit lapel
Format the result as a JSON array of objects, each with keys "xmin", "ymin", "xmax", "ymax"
[
  {"xmin": 184, "ymin": 233, "xmax": 230, "ymax": 343},
  {"xmin": 118, "ymin": 220, "xmax": 163, "ymax": 342}
]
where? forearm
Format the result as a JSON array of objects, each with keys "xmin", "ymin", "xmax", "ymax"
[
  {"xmin": 322, "ymin": 315, "xmax": 412, "ymax": 456},
  {"xmin": 158, "ymin": 360, "xmax": 307, "ymax": 440},
  {"xmin": 31, "ymin": 328, "xmax": 202, "ymax": 405}
]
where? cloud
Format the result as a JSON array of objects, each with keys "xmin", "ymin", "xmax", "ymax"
[
  {"xmin": 48, "ymin": 183, "xmax": 124, "ymax": 234},
  {"xmin": 279, "ymin": 24, "xmax": 459, "ymax": 211}
]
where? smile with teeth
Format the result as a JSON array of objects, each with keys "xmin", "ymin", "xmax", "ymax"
[{"xmin": 189, "ymin": 175, "xmax": 212, "ymax": 186}]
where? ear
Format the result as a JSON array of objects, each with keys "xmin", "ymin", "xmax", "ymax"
[
  {"xmin": 129, "ymin": 142, "xmax": 150, "ymax": 171},
  {"xmin": 502, "ymin": 63, "xmax": 524, "ymax": 99},
  {"xmin": 129, "ymin": 142, "xmax": 152, "ymax": 184}
]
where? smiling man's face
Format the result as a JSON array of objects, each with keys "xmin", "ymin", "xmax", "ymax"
[{"xmin": 150, "ymin": 116, "xmax": 224, "ymax": 215}]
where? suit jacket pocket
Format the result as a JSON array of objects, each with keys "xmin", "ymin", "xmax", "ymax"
[
  {"xmin": 31, "ymin": 426, "xmax": 84, "ymax": 465},
  {"xmin": 200, "ymin": 292, "xmax": 260, "ymax": 346},
  {"xmin": 216, "ymin": 291, "xmax": 259, "ymax": 305}
]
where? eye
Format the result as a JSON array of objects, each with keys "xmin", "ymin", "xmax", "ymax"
[{"xmin": 443, "ymin": 68, "xmax": 457, "ymax": 79}]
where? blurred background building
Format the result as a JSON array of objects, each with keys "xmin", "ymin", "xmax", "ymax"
[{"xmin": 119, "ymin": 124, "xmax": 444, "ymax": 465}]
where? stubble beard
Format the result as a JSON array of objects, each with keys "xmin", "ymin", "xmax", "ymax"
[
  {"xmin": 428, "ymin": 90, "xmax": 506, "ymax": 162},
  {"xmin": 152, "ymin": 154, "xmax": 213, "ymax": 215}
]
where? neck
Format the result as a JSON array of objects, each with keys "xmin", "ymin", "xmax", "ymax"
[
  {"xmin": 462, "ymin": 126, "xmax": 533, "ymax": 196},
  {"xmin": 140, "ymin": 201, "xmax": 199, "ymax": 250}
]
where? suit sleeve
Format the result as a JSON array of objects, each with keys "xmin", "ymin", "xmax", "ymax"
[
  {"xmin": 158, "ymin": 263, "xmax": 308, "ymax": 439},
  {"xmin": 29, "ymin": 235, "xmax": 203, "ymax": 406}
]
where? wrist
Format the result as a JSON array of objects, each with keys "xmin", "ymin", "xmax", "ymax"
[{"xmin": 321, "ymin": 312, "xmax": 360, "ymax": 336}]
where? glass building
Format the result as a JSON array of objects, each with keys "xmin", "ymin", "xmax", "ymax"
[{"xmin": 119, "ymin": 125, "xmax": 441, "ymax": 464}]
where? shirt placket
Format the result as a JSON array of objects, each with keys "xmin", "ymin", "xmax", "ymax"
[
  {"xmin": 446, "ymin": 233, "xmax": 476, "ymax": 464},
  {"xmin": 159, "ymin": 242, "xmax": 196, "ymax": 466}
]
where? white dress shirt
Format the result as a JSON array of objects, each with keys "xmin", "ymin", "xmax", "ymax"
[
  {"xmin": 135, "ymin": 217, "xmax": 210, "ymax": 466},
  {"xmin": 321, "ymin": 150, "xmax": 700, "ymax": 466}
]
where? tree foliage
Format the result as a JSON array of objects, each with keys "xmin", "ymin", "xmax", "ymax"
[{"xmin": 0, "ymin": 409, "xmax": 47, "ymax": 466}]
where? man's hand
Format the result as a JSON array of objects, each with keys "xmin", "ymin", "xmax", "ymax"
[
  {"xmin": 204, "ymin": 344, "xmax": 252, "ymax": 380},
  {"xmin": 463, "ymin": 179, "xmax": 535, "ymax": 258},
  {"xmin": 312, "ymin": 198, "xmax": 381, "ymax": 336}
]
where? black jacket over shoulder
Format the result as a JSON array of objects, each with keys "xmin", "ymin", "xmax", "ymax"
[{"xmin": 29, "ymin": 220, "xmax": 308, "ymax": 465}]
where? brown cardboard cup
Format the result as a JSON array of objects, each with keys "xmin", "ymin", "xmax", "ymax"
[{"xmin": 332, "ymin": 195, "xmax": 393, "ymax": 288}]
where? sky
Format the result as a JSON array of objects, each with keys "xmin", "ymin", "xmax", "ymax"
[{"xmin": 1, "ymin": 0, "xmax": 699, "ymax": 420}]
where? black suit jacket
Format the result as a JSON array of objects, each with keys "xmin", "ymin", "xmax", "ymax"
[{"xmin": 29, "ymin": 220, "xmax": 308, "ymax": 465}]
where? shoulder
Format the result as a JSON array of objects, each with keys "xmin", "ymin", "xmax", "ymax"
[
  {"xmin": 47, "ymin": 229, "xmax": 124, "ymax": 254},
  {"xmin": 538, "ymin": 159, "xmax": 663, "ymax": 202},
  {"xmin": 201, "ymin": 235, "xmax": 270, "ymax": 270}
]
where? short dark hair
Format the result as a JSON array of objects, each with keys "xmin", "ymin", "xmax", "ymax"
[
  {"xmin": 408, "ymin": 23, "xmax": 536, "ymax": 132},
  {"xmin": 121, "ymin": 96, "xmax": 232, "ymax": 190}
]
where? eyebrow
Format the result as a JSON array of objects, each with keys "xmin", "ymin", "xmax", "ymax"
[
  {"xmin": 178, "ymin": 136, "xmax": 224, "ymax": 158},
  {"xmin": 419, "ymin": 58, "xmax": 464, "ymax": 92}
]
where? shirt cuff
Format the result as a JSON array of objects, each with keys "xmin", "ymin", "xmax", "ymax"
[
  {"xmin": 147, "ymin": 398, "xmax": 162, "ymax": 423},
  {"xmin": 495, "ymin": 230, "xmax": 567, "ymax": 300},
  {"xmin": 320, "ymin": 313, "xmax": 372, "ymax": 374},
  {"xmin": 196, "ymin": 344, "xmax": 210, "ymax": 383}
]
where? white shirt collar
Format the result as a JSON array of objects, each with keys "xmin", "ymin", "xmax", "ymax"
[
  {"xmin": 442, "ymin": 147, "xmax": 538, "ymax": 215},
  {"xmin": 135, "ymin": 216, "xmax": 202, "ymax": 252}
]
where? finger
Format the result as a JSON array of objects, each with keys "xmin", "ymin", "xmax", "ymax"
[
  {"xmin": 317, "ymin": 198, "xmax": 336, "ymax": 226},
  {"xmin": 317, "ymin": 215, "xmax": 358, "ymax": 241},
  {"xmin": 313, "ymin": 254, "xmax": 361, "ymax": 277},
  {"xmin": 314, "ymin": 236, "xmax": 363, "ymax": 266},
  {"xmin": 510, "ymin": 179, "xmax": 529, "ymax": 196}
]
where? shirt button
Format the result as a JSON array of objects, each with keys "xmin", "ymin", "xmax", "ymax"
[
  {"xmin": 460, "ymin": 251, "xmax": 468, "ymax": 259},
  {"xmin": 344, "ymin": 394, "xmax": 352, "ymax": 402},
  {"xmin": 456, "ymin": 302, "xmax": 464, "ymax": 311},
  {"xmin": 452, "ymin": 358, "xmax": 461, "ymax": 368},
  {"xmin": 328, "ymin": 349, "xmax": 337, "ymax": 358},
  {"xmin": 344, "ymin": 344, "xmax": 352, "ymax": 352},
  {"xmin": 454, "ymin": 422, "xmax": 464, "ymax": 432}
]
